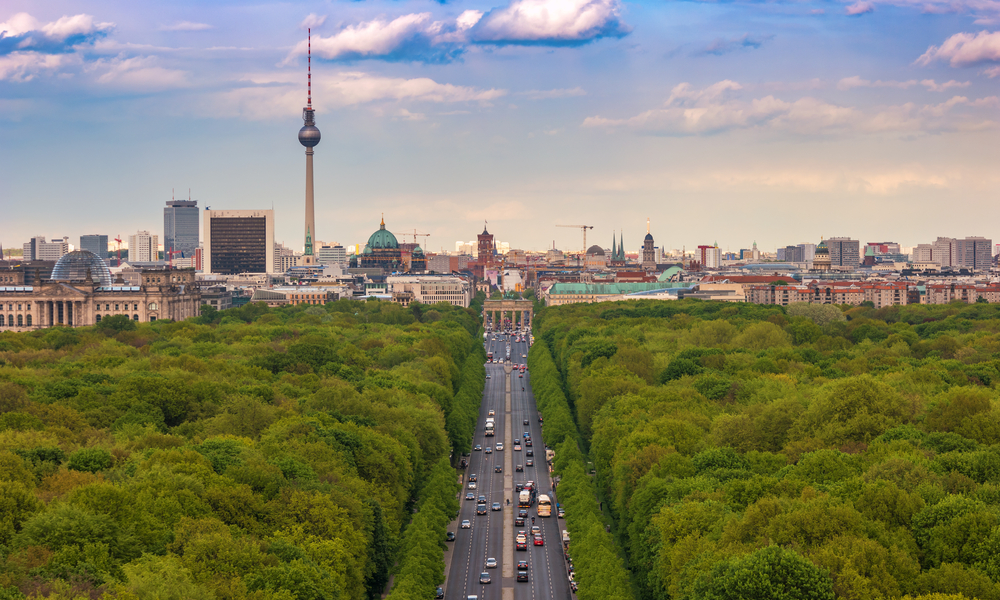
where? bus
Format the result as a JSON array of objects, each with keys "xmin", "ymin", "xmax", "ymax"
[{"xmin": 537, "ymin": 494, "xmax": 552, "ymax": 517}]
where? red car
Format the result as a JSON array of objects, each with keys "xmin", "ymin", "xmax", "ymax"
[{"xmin": 533, "ymin": 536, "xmax": 544, "ymax": 546}]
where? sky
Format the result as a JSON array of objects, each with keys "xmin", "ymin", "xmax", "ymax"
[{"xmin": 1, "ymin": 0, "xmax": 998, "ymax": 256}]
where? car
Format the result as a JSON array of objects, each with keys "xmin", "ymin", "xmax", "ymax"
[
  {"xmin": 496, "ymin": 442, "xmax": 504, "ymax": 451},
  {"xmin": 494, "ymin": 465, "xmax": 503, "ymax": 473},
  {"xmin": 516, "ymin": 464, "xmax": 523, "ymax": 472},
  {"xmin": 519, "ymin": 373, "xmax": 523, "ymax": 378},
  {"xmin": 558, "ymin": 507, "xmax": 565, "ymax": 518},
  {"xmin": 526, "ymin": 440, "xmax": 532, "ymax": 447},
  {"xmin": 526, "ymin": 449, "xmax": 533, "ymax": 457},
  {"xmin": 517, "ymin": 560, "xmax": 528, "ymax": 571},
  {"xmin": 526, "ymin": 459, "xmax": 534, "ymax": 467},
  {"xmin": 485, "ymin": 447, "xmax": 493, "ymax": 454},
  {"xmin": 480, "ymin": 572, "xmax": 491, "ymax": 584},
  {"xmin": 534, "ymin": 536, "xmax": 544, "ymax": 546},
  {"xmin": 469, "ymin": 473, "xmax": 477, "ymax": 482},
  {"xmin": 515, "ymin": 483, "xmax": 524, "ymax": 492},
  {"xmin": 486, "ymin": 557, "xmax": 497, "ymax": 569},
  {"xmin": 515, "ymin": 533, "xmax": 527, "ymax": 543},
  {"xmin": 477, "ymin": 504, "xmax": 487, "ymax": 514},
  {"xmin": 492, "ymin": 502, "xmax": 502, "ymax": 511},
  {"xmin": 466, "ymin": 492, "xmax": 476, "ymax": 501},
  {"xmin": 524, "ymin": 432, "xmax": 531, "ymax": 439},
  {"xmin": 446, "ymin": 531, "xmax": 456, "ymax": 541},
  {"xmin": 514, "ymin": 444, "xmax": 521, "ymax": 451},
  {"xmin": 515, "ymin": 516, "xmax": 525, "ymax": 526},
  {"xmin": 474, "ymin": 444, "xmax": 482, "ymax": 451},
  {"xmin": 488, "ymin": 409, "xmax": 495, "ymax": 416},
  {"xmin": 467, "ymin": 596, "xmax": 478, "ymax": 600},
  {"xmin": 524, "ymin": 419, "xmax": 529, "ymax": 425},
  {"xmin": 516, "ymin": 541, "xmax": 527, "ymax": 551},
  {"xmin": 517, "ymin": 571, "xmax": 529, "ymax": 582},
  {"xmin": 436, "ymin": 587, "xmax": 444, "ymax": 599},
  {"xmin": 531, "ymin": 526, "xmax": 541, "ymax": 536},
  {"xmin": 522, "ymin": 354, "xmax": 527, "ymax": 358},
  {"xmin": 461, "ymin": 520, "xmax": 471, "ymax": 528},
  {"xmin": 468, "ymin": 482, "xmax": 477, "ymax": 489},
  {"xmin": 485, "ymin": 375, "xmax": 491, "ymax": 379},
  {"xmin": 479, "ymin": 495, "xmax": 487, "ymax": 503}
]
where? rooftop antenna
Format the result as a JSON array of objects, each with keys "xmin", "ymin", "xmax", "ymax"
[
  {"xmin": 308, "ymin": 28, "xmax": 312, "ymax": 108},
  {"xmin": 188, "ymin": 188, "xmax": 191, "ymax": 201}
]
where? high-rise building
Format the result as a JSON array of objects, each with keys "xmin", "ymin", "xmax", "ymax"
[
  {"xmin": 698, "ymin": 243, "xmax": 722, "ymax": 268},
  {"xmin": 478, "ymin": 225, "xmax": 496, "ymax": 267},
  {"xmin": 164, "ymin": 199, "xmax": 199, "ymax": 258},
  {"xmin": 957, "ymin": 237, "xmax": 992, "ymax": 271},
  {"xmin": 22, "ymin": 236, "xmax": 69, "ymax": 261},
  {"xmin": 128, "ymin": 231, "xmax": 158, "ymax": 263},
  {"xmin": 79, "ymin": 235, "xmax": 108, "ymax": 261},
  {"xmin": 798, "ymin": 243, "xmax": 816, "ymax": 262},
  {"xmin": 298, "ymin": 29, "xmax": 321, "ymax": 266},
  {"xmin": 827, "ymin": 237, "xmax": 860, "ymax": 267},
  {"xmin": 317, "ymin": 245, "xmax": 346, "ymax": 265},
  {"xmin": 203, "ymin": 209, "xmax": 275, "ymax": 275},
  {"xmin": 783, "ymin": 245, "xmax": 805, "ymax": 262}
]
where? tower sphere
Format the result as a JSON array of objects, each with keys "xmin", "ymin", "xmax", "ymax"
[{"xmin": 299, "ymin": 123, "xmax": 321, "ymax": 147}]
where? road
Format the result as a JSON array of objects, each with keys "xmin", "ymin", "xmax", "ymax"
[{"xmin": 444, "ymin": 331, "xmax": 573, "ymax": 600}]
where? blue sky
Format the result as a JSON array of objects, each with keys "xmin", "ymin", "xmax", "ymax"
[{"xmin": 1, "ymin": 0, "xmax": 998, "ymax": 255}]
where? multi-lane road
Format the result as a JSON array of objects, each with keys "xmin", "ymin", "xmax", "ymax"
[{"xmin": 444, "ymin": 332, "xmax": 573, "ymax": 600}]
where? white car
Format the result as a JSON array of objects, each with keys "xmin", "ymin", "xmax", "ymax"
[
  {"xmin": 496, "ymin": 442, "xmax": 504, "ymax": 451},
  {"xmin": 486, "ymin": 558, "xmax": 497, "ymax": 569},
  {"xmin": 469, "ymin": 482, "xmax": 477, "ymax": 489},
  {"xmin": 461, "ymin": 520, "xmax": 471, "ymax": 529}
]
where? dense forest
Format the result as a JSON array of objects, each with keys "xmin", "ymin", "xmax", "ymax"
[
  {"xmin": 0, "ymin": 299, "xmax": 484, "ymax": 600},
  {"xmin": 533, "ymin": 299, "xmax": 1000, "ymax": 600}
]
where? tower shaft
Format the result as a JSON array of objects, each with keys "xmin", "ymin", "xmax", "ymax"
[{"xmin": 305, "ymin": 147, "xmax": 315, "ymax": 258}]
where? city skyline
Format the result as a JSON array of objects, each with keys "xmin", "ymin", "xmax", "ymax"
[{"xmin": 1, "ymin": 0, "xmax": 998, "ymax": 253}]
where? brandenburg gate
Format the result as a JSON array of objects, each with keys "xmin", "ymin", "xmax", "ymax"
[{"xmin": 482, "ymin": 298, "xmax": 534, "ymax": 331}]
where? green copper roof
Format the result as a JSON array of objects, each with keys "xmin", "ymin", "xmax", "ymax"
[{"xmin": 365, "ymin": 219, "xmax": 398, "ymax": 250}]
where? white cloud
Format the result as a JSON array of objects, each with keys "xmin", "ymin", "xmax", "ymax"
[
  {"xmin": 0, "ymin": 13, "xmax": 41, "ymax": 37},
  {"xmin": 287, "ymin": 13, "xmax": 455, "ymax": 62},
  {"xmin": 160, "ymin": 21, "xmax": 213, "ymax": 32},
  {"xmin": 0, "ymin": 51, "xmax": 76, "ymax": 81},
  {"xmin": 300, "ymin": 14, "xmax": 327, "ymax": 31},
  {"xmin": 214, "ymin": 71, "xmax": 506, "ymax": 120},
  {"xmin": 457, "ymin": 10, "xmax": 484, "ymax": 31},
  {"xmin": 87, "ymin": 55, "xmax": 189, "ymax": 89},
  {"xmin": 40, "ymin": 14, "xmax": 114, "ymax": 41},
  {"xmin": 845, "ymin": 1, "xmax": 875, "ymax": 15},
  {"xmin": 838, "ymin": 76, "xmax": 970, "ymax": 91},
  {"xmin": 917, "ymin": 30, "xmax": 1000, "ymax": 67},
  {"xmin": 520, "ymin": 86, "xmax": 587, "ymax": 99},
  {"xmin": 582, "ymin": 80, "xmax": 997, "ymax": 135},
  {"xmin": 471, "ymin": 0, "xmax": 630, "ymax": 44}
]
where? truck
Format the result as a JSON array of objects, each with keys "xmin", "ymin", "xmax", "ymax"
[
  {"xmin": 485, "ymin": 418, "xmax": 495, "ymax": 437},
  {"xmin": 518, "ymin": 489, "xmax": 532, "ymax": 508}
]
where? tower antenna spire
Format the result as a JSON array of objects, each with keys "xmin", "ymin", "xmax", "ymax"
[{"xmin": 307, "ymin": 28, "xmax": 312, "ymax": 108}]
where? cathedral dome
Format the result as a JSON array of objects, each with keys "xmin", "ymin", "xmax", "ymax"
[
  {"xmin": 51, "ymin": 250, "xmax": 113, "ymax": 286},
  {"xmin": 366, "ymin": 218, "xmax": 398, "ymax": 250},
  {"xmin": 644, "ymin": 233, "xmax": 654, "ymax": 242},
  {"xmin": 815, "ymin": 240, "xmax": 829, "ymax": 254},
  {"xmin": 586, "ymin": 245, "xmax": 605, "ymax": 256}
]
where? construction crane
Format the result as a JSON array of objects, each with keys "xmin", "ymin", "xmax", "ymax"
[
  {"xmin": 114, "ymin": 236, "xmax": 123, "ymax": 267},
  {"xmin": 394, "ymin": 229, "xmax": 430, "ymax": 246},
  {"xmin": 556, "ymin": 225, "xmax": 594, "ymax": 254}
]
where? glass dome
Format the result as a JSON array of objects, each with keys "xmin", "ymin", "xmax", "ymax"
[{"xmin": 51, "ymin": 250, "xmax": 113, "ymax": 286}]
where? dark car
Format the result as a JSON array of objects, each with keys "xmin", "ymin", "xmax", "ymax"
[
  {"xmin": 474, "ymin": 444, "xmax": 482, "ymax": 451},
  {"xmin": 446, "ymin": 531, "xmax": 456, "ymax": 541},
  {"xmin": 436, "ymin": 587, "xmax": 444, "ymax": 599},
  {"xmin": 517, "ymin": 571, "xmax": 528, "ymax": 582},
  {"xmin": 526, "ymin": 459, "xmax": 534, "ymax": 467},
  {"xmin": 479, "ymin": 495, "xmax": 487, "ymax": 503},
  {"xmin": 477, "ymin": 504, "xmax": 488, "ymax": 514},
  {"xmin": 480, "ymin": 572, "xmax": 491, "ymax": 584},
  {"xmin": 516, "ymin": 464, "xmax": 523, "ymax": 472},
  {"xmin": 515, "ymin": 483, "xmax": 524, "ymax": 492},
  {"xmin": 525, "ymin": 440, "xmax": 532, "ymax": 447},
  {"xmin": 466, "ymin": 492, "xmax": 476, "ymax": 501},
  {"xmin": 523, "ymin": 419, "xmax": 529, "ymax": 425},
  {"xmin": 495, "ymin": 465, "xmax": 503, "ymax": 473},
  {"xmin": 469, "ymin": 473, "xmax": 478, "ymax": 482},
  {"xmin": 515, "ymin": 516, "xmax": 525, "ymax": 526},
  {"xmin": 518, "ymin": 509, "xmax": 528, "ymax": 519},
  {"xmin": 516, "ymin": 541, "xmax": 527, "ymax": 551},
  {"xmin": 517, "ymin": 560, "xmax": 528, "ymax": 571},
  {"xmin": 526, "ymin": 449, "xmax": 533, "ymax": 457}
]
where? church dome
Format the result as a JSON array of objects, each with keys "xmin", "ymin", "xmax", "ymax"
[
  {"xmin": 51, "ymin": 250, "xmax": 113, "ymax": 286},
  {"xmin": 586, "ymin": 245, "xmax": 605, "ymax": 256},
  {"xmin": 413, "ymin": 246, "xmax": 424, "ymax": 255},
  {"xmin": 644, "ymin": 233, "xmax": 654, "ymax": 241},
  {"xmin": 815, "ymin": 240, "xmax": 829, "ymax": 254},
  {"xmin": 366, "ymin": 218, "xmax": 398, "ymax": 250}
]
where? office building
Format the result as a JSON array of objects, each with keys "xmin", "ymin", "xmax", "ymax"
[
  {"xmin": 22, "ymin": 236, "xmax": 70, "ymax": 261},
  {"xmin": 128, "ymin": 231, "xmax": 158, "ymax": 263},
  {"xmin": 698, "ymin": 244, "xmax": 722, "ymax": 269},
  {"xmin": 164, "ymin": 199, "xmax": 199, "ymax": 258},
  {"xmin": 827, "ymin": 237, "xmax": 860, "ymax": 267},
  {"xmin": 203, "ymin": 209, "xmax": 275, "ymax": 275},
  {"xmin": 957, "ymin": 237, "xmax": 992, "ymax": 271},
  {"xmin": 79, "ymin": 235, "xmax": 108, "ymax": 262},
  {"xmin": 317, "ymin": 245, "xmax": 347, "ymax": 265}
]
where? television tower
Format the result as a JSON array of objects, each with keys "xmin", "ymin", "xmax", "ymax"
[{"xmin": 298, "ymin": 28, "xmax": 321, "ymax": 265}]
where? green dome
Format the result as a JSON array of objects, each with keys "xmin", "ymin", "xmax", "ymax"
[
  {"xmin": 413, "ymin": 246, "xmax": 424, "ymax": 255},
  {"xmin": 366, "ymin": 218, "xmax": 398, "ymax": 250}
]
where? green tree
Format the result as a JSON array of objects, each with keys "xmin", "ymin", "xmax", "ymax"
[{"xmin": 690, "ymin": 545, "xmax": 834, "ymax": 600}]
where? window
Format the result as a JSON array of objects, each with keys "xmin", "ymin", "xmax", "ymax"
[
  {"xmin": 6, "ymin": 315, "xmax": 12, "ymax": 326},
  {"xmin": 17, "ymin": 303, "xmax": 22, "ymax": 310},
  {"xmin": 148, "ymin": 302, "xmax": 159, "ymax": 311},
  {"xmin": 133, "ymin": 314, "xmax": 139, "ymax": 321},
  {"xmin": 150, "ymin": 316, "xmax": 156, "ymax": 322},
  {"xmin": 96, "ymin": 314, "xmax": 102, "ymax": 323},
  {"xmin": 115, "ymin": 303, "xmax": 120, "ymax": 311},
  {"xmin": 133, "ymin": 303, "xmax": 138, "ymax": 310},
  {"xmin": 17, "ymin": 314, "xmax": 23, "ymax": 326},
  {"xmin": 25, "ymin": 314, "xmax": 30, "ymax": 326}
]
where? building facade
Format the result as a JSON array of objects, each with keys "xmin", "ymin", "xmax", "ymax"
[
  {"xmin": 0, "ymin": 250, "xmax": 200, "ymax": 332},
  {"xmin": 79, "ymin": 235, "xmax": 108, "ymax": 262},
  {"xmin": 317, "ymin": 245, "xmax": 347, "ymax": 265},
  {"xmin": 386, "ymin": 275, "xmax": 472, "ymax": 307},
  {"xmin": 827, "ymin": 237, "xmax": 860, "ymax": 267},
  {"xmin": 360, "ymin": 218, "xmax": 403, "ymax": 271},
  {"xmin": 23, "ymin": 237, "xmax": 69, "ymax": 262},
  {"xmin": 164, "ymin": 199, "xmax": 199, "ymax": 259},
  {"xmin": 128, "ymin": 231, "xmax": 158, "ymax": 263},
  {"xmin": 203, "ymin": 209, "xmax": 275, "ymax": 275},
  {"xmin": 642, "ymin": 228, "xmax": 656, "ymax": 271}
]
